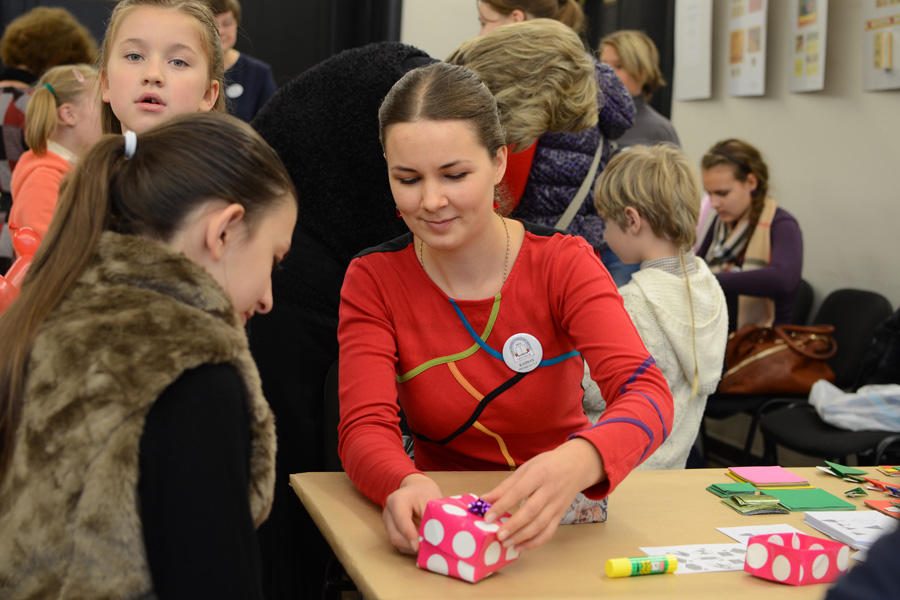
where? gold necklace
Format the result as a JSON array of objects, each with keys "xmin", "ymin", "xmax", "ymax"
[{"xmin": 416, "ymin": 215, "xmax": 511, "ymax": 288}]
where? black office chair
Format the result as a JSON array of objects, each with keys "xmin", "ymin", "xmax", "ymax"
[
  {"xmin": 700, "ymin": 279, "xmax": 815, "ymax": 465},
  {"xmin": 760, "ymin": 296, "xmax": 898, "ymax": 465}
]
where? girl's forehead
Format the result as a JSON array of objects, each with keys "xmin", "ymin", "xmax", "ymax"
[{"xmin": 113, "ymin": 6, "xmax": 207, "ymax": 44}]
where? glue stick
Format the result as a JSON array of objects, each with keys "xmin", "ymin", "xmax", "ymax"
[{"xmin": 605, "ymin": 554, "xmax": 678, "ymax": 578}]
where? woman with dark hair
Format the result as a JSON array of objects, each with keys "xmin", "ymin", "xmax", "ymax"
[
  {"xmin": 697, "ymin": 139, "xmax": 803, "ymax": 331},
  {"xmin": 338, "ymin": 62, "xmax": 672, "ymax": 555},
  {"xmin": 0, "ymin": 112, "xmax": 296, "ymax": 597}
]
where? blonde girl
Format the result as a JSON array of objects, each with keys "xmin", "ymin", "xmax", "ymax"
[
  {"xmin": 98, "ymin": 0, "xmax": 225, "ymax": 133},
  {"xmin": 9, "ymin": 64, "xmax": 100, "ymax": 240}
]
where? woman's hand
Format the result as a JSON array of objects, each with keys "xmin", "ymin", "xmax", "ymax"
[
  {"xmin": 481, "ymin": 438, "xmax": 605, "ymax": 551},
  {"xmin": 382, "ymin": 473, "xmax": 443, "ymax": 554}
]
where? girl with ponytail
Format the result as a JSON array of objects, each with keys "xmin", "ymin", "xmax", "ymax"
[
  {"xmin": 9, "ymin": 64, "xmax": 100, "ymax": 240},
  {"xmin": 0, "ymin": 111, "xmax": 296, "ymax": 598}
]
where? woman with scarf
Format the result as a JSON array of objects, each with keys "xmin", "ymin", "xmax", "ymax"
[{"xmin": 697, "ymin": 139, "xmax": 803, "ymax": 331}]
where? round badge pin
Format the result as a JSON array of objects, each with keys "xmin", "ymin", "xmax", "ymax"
[
  {"xmin": 502, "ymin": 333, "xmax": 543, "ymax": 373},
  {"xmin": 226, "ymin": 82, "xmax": 245, "ymax": 99}
]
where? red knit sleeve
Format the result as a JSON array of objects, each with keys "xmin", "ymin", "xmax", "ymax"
[
  {"xmin": 337, "ymin": 257, "xmax": 422, "ymax": 506},
  {"xmin": 551, "ymin": 237, "xmax": 674, "ymax": 497}
]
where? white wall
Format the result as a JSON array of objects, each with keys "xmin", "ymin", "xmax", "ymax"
[
  {"xmin": 673, "ymin": 0, "xmax": 900, "ymax": 311},
  {"xmin": 400, "ymin": 0, "xmax": 900, "ymax": 310},
  {"xmin": 400, "ymin": 0, "xmax": 478, "ymax": 61}
]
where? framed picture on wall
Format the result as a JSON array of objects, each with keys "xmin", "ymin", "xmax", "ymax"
[{"xmin": 728, "ymin": 0, "xmax": 769, "ymax": 96}]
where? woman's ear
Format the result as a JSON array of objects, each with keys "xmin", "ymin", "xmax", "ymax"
[
  {"xmin": 510, "ymin": 9, "xmax": 527, "ymax": 22},
  {"xmin": 745, "ymin": 173, "xmax": 758, "ymax": 192},
  {"xmin": 493, "ymin": 145, "xmax": 508, "ymax": 185},
  {"xmin": 204, "ymin": 203, "xmax": 246, "ymax": 260}
]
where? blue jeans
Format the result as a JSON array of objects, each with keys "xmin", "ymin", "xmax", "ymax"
[{"xmin": 600, "ymin": 246, "xmax": 640, "ymax": 287}]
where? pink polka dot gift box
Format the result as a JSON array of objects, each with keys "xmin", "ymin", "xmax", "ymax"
[
  {"xmin": 743, "ymin": 532, "xmax": 850, "ymax": 585},
  {"xmin": 416, "ymin": 493, "xmax": 519, "ymax": 583}
]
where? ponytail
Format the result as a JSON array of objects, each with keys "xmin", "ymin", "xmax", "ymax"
[
  {"xmin": 555, "ymin": 0, "xmax": 586, "ymax": 34},
  {"xmin": 0, "ymin": 112, "xmax": 296, "ymax": 482},
  {"xmin": 0, "ymin": 134, "xmax": 123, "ymax": 480},
  {"xmin": 24, "ymin": 64, "xmax": 98, "ymax": 155}
]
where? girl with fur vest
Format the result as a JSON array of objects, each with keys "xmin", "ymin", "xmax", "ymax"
[{"xmin": 0, "ymin": 112, "xmax": 296, "ymax": 599}]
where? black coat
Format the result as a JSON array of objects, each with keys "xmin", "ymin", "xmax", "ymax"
[{"xmin": 248, "ymin": 42, "xmax": 433, "ymax": 599}]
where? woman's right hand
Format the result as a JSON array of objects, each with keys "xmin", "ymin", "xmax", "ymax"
[{"xmin": 382, "ymin": 473, "xmax": 443, "ymax": 554}]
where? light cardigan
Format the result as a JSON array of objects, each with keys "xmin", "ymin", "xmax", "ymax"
[{"xmin": 584, "ymin": 256, "xmax": 728, "ymax": 469}]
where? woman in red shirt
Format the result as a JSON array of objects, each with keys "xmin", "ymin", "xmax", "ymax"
[{"xmin": 338, "ymin": 62, "xmax": 672, "ymax": 554}]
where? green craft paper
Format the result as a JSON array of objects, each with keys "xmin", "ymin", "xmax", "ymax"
[
  {"xmin": 706, "ymin": 482, "xmax": 757, "ymax": 498},
  {"xmin": 825, "ymin": 461, "xmax": 867, "ymax": 477},
  {"xmin": 766, "ymin": 487, "xmax": 856, "ymax": 511},
  {"xmin": 721, "ymin": 495, "xmax": 789, "ymax": 515}
]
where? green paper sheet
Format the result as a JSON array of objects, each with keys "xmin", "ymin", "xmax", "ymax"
[
  {"xmin": 824, "ymin": 461, "xmax": 867, "ymax": 477},
  {"xmin": 766, "ymin": 487, "xmax": 856, "ymax": 511},
  {"xmin": 706, "ymin": 482, "xmax": 758, "ymax": 498}
]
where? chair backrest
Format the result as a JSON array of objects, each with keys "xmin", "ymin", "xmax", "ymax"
[
  {"xmin": 812, "ymin": 288, "xmax": 893, "ymax": 388},
  {"xmin": 789, "ymin": 278, "xmax": 814, "ymax": 325}
]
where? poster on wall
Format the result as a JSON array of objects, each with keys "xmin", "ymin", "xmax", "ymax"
[
  {"xmin": 790, "ymin": 0, "xmax": 829, "ymax": 92},
  {"xmin": 863, "ymin": 0, "xmax": 900, "ymax": 90},
  {"xmin": 674, "ymin": 0, "xmax": 713, "ymax": 100},
  {"xmin": 728, "ymin": 0, "xmax": 768, "ymax": 96}
]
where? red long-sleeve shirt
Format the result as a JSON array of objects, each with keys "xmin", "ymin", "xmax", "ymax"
[{"xmin": 338, "ymin": 228, "xmax": 673, "ymax": 506}]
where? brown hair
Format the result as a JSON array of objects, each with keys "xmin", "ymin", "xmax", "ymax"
[
  {"xmin": 99, "ymin": 0, "xmax": 226, "ymax": 134},
  {"xmin": 0, "ymin": 112, "xmax": 295, "ymax": 481},
  {"xmin": 0, "ymin": 7, "xmax": 97, "ymax": 78},
  {"xmin": 379, "ymin": 62, "xmax": 505, "ymax": 158},
  {"xmin": 480, "ymin": 0, "xmax": 586, "ymax": 34},
  {"xmin": 447, "ymin": 18, "xmax": 597, "ymax": 149},
  {"xmin": 701, "ymin": 138, "xmax": 770, "ymax": 229},
  {"xmin": 600, "ymin": 30, "xmax": 666, "ymax": 98},
  {"xmin": 204, "ymin": 0, "xmax": 242, "ymax": 24},
  {"xmin": 25, "ymin": 64, "xmax": 98, "ymax": 155},
  {"xmin": 595, "ymin": 144, "xmax": 700, "ymax": 251}
]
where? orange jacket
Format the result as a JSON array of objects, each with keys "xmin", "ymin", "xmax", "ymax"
[{"xmin": 10, "ymin": 148, "xmax": 70, "ymax": 240}]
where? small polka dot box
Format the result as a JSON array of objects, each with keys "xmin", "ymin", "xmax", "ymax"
[
  {"xmin": 416, "ymin": 493, "xmax": 519, "ymax": 583},
  {"xmin": 743, "ymin": 532, "xmax": 850, "ymax": 586}
]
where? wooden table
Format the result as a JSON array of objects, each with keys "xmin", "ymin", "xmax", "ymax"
[{"xmin": 290, "ymin": 467, "xmax": 867, "ymax": 599}]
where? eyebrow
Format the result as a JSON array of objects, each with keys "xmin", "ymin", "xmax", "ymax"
[
  {"xmin": 390, "ymin": 160, "xmax": 470, "ymax": 173},
  {"xmin": 118, "ymin": 39, "xmax": 199, "ymax": 55}
]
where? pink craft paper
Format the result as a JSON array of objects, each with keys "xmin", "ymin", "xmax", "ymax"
[
  {"xmin": 743, "ymin": 532, "xmax": 850, "ymax": 586},
  {"xmin": 729, "ymin": 466, "xmax": 808, "ymax": 486},
  {"xmin": 416, "ymin": 493, "xmax": 519, "ymax": 583}
]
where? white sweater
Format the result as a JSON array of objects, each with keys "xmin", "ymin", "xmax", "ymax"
[{"xmin": 584, "ymin": 257, "xmax": 728, "ymax": 469}]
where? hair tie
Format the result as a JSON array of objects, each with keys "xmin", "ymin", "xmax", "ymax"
[
  {"xmin": 43, "ymin": 82, "xmax": 59, "ymax": 101},
  {"xmin": 123, "ymin": 130, "xmax": 137, "ymax": 159}
]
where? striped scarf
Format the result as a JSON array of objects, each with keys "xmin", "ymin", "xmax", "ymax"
[{"xmin": 706, "ymin": 197, "xmax": 778, "ymax": 328}]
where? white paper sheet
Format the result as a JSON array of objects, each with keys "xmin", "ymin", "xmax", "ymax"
[
  {"xmin": 639, "ymin": 543, "xmax": 746, "ymax": 574},
  {"xmin": 716, "ymin": 524, "xmax": 805, "ymax": 547}
]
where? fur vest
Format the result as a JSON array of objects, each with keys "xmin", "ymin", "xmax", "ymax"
[{"xmin": 0, "ymin": 232, "xmax": 276, "ymax": 599}]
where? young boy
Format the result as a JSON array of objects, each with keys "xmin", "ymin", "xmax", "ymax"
[{"xmin": 585, "ymin": 144, "xmax": 728, "ymax": 469}]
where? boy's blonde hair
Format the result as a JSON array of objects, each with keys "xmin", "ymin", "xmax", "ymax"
[
  {"xmin": 595, "ymin": 144, "xmax": 700, "ymax": 251},
  {"xmin": 25, "ymin": 64, "xmax": 98, "ymax": 155},
  {"xmin": 447, "ymin": 18, "xmax": 597, "ymax": 149},
  {"xmin": 599, "ymin": 30, "xmax": 665, "ymax": 99}
]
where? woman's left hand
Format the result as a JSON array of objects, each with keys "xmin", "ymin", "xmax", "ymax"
[{"xmin": 480, "ymin": 438, "xmax": 605, "ymax": 551}]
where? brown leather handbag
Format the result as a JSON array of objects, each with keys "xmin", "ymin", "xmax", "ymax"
[{"xmin": 717, "ymin": 324, "xmax": 838, "ymax": 395}]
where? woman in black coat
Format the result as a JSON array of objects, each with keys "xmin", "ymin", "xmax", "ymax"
[{"xmin": 248, "ymin": 42, "xmax": 433, "ymax": 599}]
